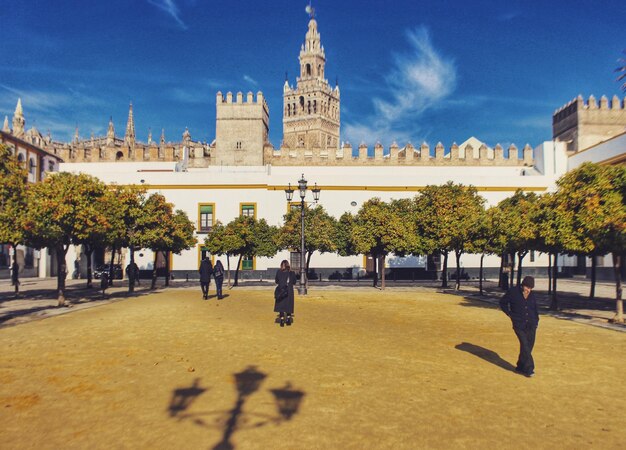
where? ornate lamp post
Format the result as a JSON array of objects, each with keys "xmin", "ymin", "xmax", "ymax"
[{"xmin": 285, "ymin": 174, "xmax": 320, "ymax": 295}]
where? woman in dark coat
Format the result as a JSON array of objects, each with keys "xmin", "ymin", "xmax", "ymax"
[{"xmin": 274, "ymin": 260, "xmax": 297, "ymax": 327}]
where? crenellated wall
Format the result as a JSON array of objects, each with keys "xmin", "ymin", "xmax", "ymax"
[
  {"xmin": 553, "ymin": 95, "xmax": 626, "ymax": 153},
  {"xmin": 264, "ymin": 141, "xmax": 533, "ymax": 166}
]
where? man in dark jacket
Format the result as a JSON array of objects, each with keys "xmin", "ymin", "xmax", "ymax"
[
  {"xmin": 199, "ymin": 257, "xmax": 213, "ymax": 300},
  {"xmin": 500, "ymin": 276, "xmax": 539, "ymax": 377}
]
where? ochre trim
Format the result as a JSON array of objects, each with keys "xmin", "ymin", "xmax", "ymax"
[
  {"xmin": 597, "ymin": 153, "xmax": 626, "ymax": 166},
  {"xmin": 139, "ymin": 184, "xmax": 547, "ymax": 192}
]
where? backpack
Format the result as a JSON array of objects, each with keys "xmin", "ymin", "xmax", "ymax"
[{"xmin": 274, "ymin": 284, "xmax": 289, "ymax": 301}]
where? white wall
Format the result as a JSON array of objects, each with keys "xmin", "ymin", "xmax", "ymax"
[{"xmin": 59, "ymin": 147, "xmax": 569, "ymax": 273}]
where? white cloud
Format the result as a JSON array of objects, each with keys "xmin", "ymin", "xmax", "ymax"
[
  {"xmin": 243, "ymin": 75, "xmax": 258, "ymax": 86},
  {"xmin": 344, "ymin": 26, "xmax": 456, "ymax": 146},
  {"xmin": 147, "ymin": 0, "xmax": 188, "ymax": 30}
]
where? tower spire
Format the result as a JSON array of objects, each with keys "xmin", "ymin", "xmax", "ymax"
[
  {"xmin": 125, "ymin": 102, "xmax": 136, "ymax": 147},
  {"xmin": 107, "ymin": 116, "xmax": 115, "ymax": 145},
  {"xmin": 12, "ymin": 98, "xmax": 25, "ymax": 137},
  {"xmin": 2, "ymin": 116, "xmax": 9, "ymax": 132}
]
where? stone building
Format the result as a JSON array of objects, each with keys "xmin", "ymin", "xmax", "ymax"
[
  {"xmin": 0, "ymin": 99, "xmax": 63, "ymax": 279},
  {"xmin": 553, "ymin": 94, "xmax": 626, "ymax": 154}
]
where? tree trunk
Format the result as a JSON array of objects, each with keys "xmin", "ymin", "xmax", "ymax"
[
  {"xmin": 164, "ymin": 250, "xmax": 170, "ymax": 287},
  {"xmin": 516, "ymin": 252, "xmax": 527, "ymax": 287},
  {"xmin": 381, "ymin": 255, "xmax": 386, "ymax": 290},
  {"xmin": 233, "ymin": 254, "xmax": 243, "ymax": 287},
  {"xmin": 372, "ymin": 255, "xmax": 378, "ymax": 288},
  {"xmin": 128, "ymin": 247, "xmax": 135, "ymax": 294},
  {"xmin": 479, "ymin": 254, "xmax": 485, "ymax": 295},
  {"xmin": 549, "ymin": 253, "xmax": 559, "ymax": 310},
  {"xmin": 441, "ymin": 252, "xmax": 448, "ymax": 288},
  {"xmin": 56, "ymin": 244, "xmax": 68, "ymax": 307},
  {"xmin": 11, "ymin": 246, "xmax": 20, "ymax": 296},
  {"xmin": 589, "ymin": 254, "xmax": 596, "ymax": 300},
  {"xmin": 151, "ymin": 251, "xmax": 158, "ymax": 290},
  {"xmin": 497, "ymin": 254, "xmax": 504, "ymax": 289},
  {"xmin": 226, "ymin": 254, "xmax": 231, "ymax": 287},
  {"xmin": 547, "ymin": 253, "xmax": 552, "ymax": 295},
  {"xmin": 85, "ymin": 246, "xmax": 94, "ymax": 289},
  {"xmin": 611, "ymin": 252, "xmax": 623, "ymax": 323},
  {"xmin": 306, "ymin": 251, "xmax": 313, "ymax": 290},
  {"xmin": 108, "ymin": 245, "xmax": 116, "ymax": 286},
  {"xmin": 455, "ymin": 250, "xmax": 462, "ymax": 290},
  {"xmin": 509, "ymin": 252, "xmax": 516, "ymax": 289}
]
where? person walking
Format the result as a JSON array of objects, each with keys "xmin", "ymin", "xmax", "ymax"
[
  {"xmin": 499, "ymin": 276, "xmax": 539, "ymax": 377},
  {"xmin": 199, "ymin": 256, "xmax": 213, "ymax": 300},
  {"xmin": 213, "ymin": 259, "xmax": 225, "ymax": 299},
  {"xmin": 274, "ymin": 260, "xmax": 297, "ymax": 327}
]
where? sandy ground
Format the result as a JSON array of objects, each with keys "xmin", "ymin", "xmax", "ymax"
[{"xmin": 0, "ymin": 288, "xmax": 625, "ymax": 449}]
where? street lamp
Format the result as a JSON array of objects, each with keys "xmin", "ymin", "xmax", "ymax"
[{"xmin": 285, "ymin": 174, "xmax": 320, "ymax": 295}]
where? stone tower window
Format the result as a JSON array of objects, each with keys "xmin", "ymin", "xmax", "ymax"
[
  {"xmin": 300, "ymin": 96, "xmax": 305, "ymax": 112},
  {"xmin": 306, "ymin": 64, "xmax": 311, "ymax": 76}
]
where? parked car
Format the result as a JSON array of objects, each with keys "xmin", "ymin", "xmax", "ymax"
[{"xmin": 93, "ymin": 264, "xmax": 123, "ymax": 280}]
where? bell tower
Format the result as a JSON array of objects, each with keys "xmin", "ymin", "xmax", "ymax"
[{"xmin": 282, "ymin": 12, "xmax": 340, "ymax": 152}]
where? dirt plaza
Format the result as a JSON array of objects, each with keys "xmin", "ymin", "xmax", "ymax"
[{"xmin": 0, "ymin": 286, "xmax": 625, "ymax": 449}]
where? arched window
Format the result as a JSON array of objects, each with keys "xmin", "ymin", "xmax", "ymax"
[
  {"xmin": 299, "ymin": 96, "xmax": 305, "ymax": 112},
  {"xmin": 306, "ymin": 64, "xmax": 311, "ymax": 76},
  {"xmin": 17, "ymin": 153, "xmax": 25, "ymax": 163},
  {"xmin": 116, "ymin": 151, "xmax": 124, "ymax": 161}
]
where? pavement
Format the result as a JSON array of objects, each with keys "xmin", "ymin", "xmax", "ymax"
[{"xmin": 0, "ymin": 275, "xmax": 624, "ymax": 332}]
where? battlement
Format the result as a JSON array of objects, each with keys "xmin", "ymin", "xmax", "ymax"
[
  {"xmin": 553, "ymin": 94, "xmax": 626, "ymax": 153},
  {"xmin": 553, "ymin": 95, "xmax": 626, "ymax": 123},
  {"xmin": 265, "ymin": 141, "xmax": 533, "ymax": 167},
  {"xmin": 216, "ymin": 91, "xmax": 268, "ymax": 109}
]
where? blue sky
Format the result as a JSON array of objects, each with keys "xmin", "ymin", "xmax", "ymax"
[{"xmin": 1, "ymin": 0, "xmax": 625, "ymax": 150}]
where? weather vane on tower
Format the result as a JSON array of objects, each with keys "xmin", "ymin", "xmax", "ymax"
[{"xmin": 305, "ymin": 1, "xmax": 315, "ymax": 18}]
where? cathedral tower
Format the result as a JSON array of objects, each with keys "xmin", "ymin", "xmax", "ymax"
[
  {"xmin": 282, "ymin": 14, "xmax": 340, "ymax": 152},
  {"xmin": 12, "ymin": 98, "xmax": 25, "ymax": 138}
]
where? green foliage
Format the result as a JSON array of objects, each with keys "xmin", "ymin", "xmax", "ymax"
[
  {"xmin": 414, "ymin": 182, "xmax": 485, "ymax": 255},
  {"xmin": 352, "ymin": 198, "xmax": 417, "ymax": 258},
  {"xmin": 552, "ymin": 162, "xmax": 626, "ymax": 255},
  {"xmin": 0, "ymin": 144, "xmax": 28, "ymax": 248},
  {"xmin": 492, "ymin": 189, "xmax": 542, "ymax": 256},
  {"xmin": 138, "ymin": 193, "xmax": 196, "ymax": 253},
  {"xmin": 24, "ymin": 172, "xmax": 111, "ymax": 251},
  {"xmin": 205, "ymin": 215, "xmax": 278, "ymax": 260},
  {"xmin": 276, "ymin": 205, "xmax": 337, "ymax": 255},
  {"xmin": 335, "ymin": 212, "xmax": 357, "ymax": 257}
]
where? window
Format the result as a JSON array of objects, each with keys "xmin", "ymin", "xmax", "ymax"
[
  {"xmin": 236, "ymin": 141, "xmax": 242, "ymax": 150},
  {"xmin": 198, "ymin": 204, "xmax": 215, "ymax": 233},
  {"xmin": 241, "ymin": 256, "xmax": 254, "ymax": 271},
  {"xmin": 198, "ymin": 245, "xmax": 212, "ymax": 267},
  {"xmin": 288, "ymin": 202, "xmax": 301, "ymax": 213},
  {"xmin": 240, "ymin": 203, "xmax": 256, "ymax": 218},
  {"xmin": 24, "ymin": 247, "xmax": 34, "ymax": 269},
  {"xmin": 28, "ymin": 158, "xmax": 36, "ymax": 175},
  {"xmin": 290, "ymin": 251, "xmax": 301, "ymax": 271},
  {"xmin": 530, "ymin": 251, "xmax": 535, "ymax": 262}
]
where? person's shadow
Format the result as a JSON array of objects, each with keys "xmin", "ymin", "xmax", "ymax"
[{"xmin": 455, "ymin": 342, "xmax": 516, "ymax": 372}]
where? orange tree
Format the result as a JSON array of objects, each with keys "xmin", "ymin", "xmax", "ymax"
[
  {"xmin": 351, "ymin": 198, "xmax": 419, "ymax": 289},
  {"xmin": 414, "ymin": 182, "xmax": 485, "ymax": 289},
  {"xmin": 24, "ymin": 172, "xmax": 111, "ymax": 305},
  {"xmin": 139, "ymin": 193, "xmax": 196, "ymax": 289},
  {"xmin": 0, "ymin": 145, "xmax": 29, "ymax": 295},
  {"xmin": 276, "ymin": 205, "xmax": 337, "ymax": 287},
  {"xmin": 492, "ymin": 190, "xmax": 542, "ymax": 288},
  {"xmin": 552, "ymin": 163, "xmax": 626, "ymax": 322},
  {"xmin": 205, "ymin": 216, "xmax": 278, "ymax": 287},
  {"xmin": 105, "ymin": 185, "xmax": 147, "ymax": 292}
]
